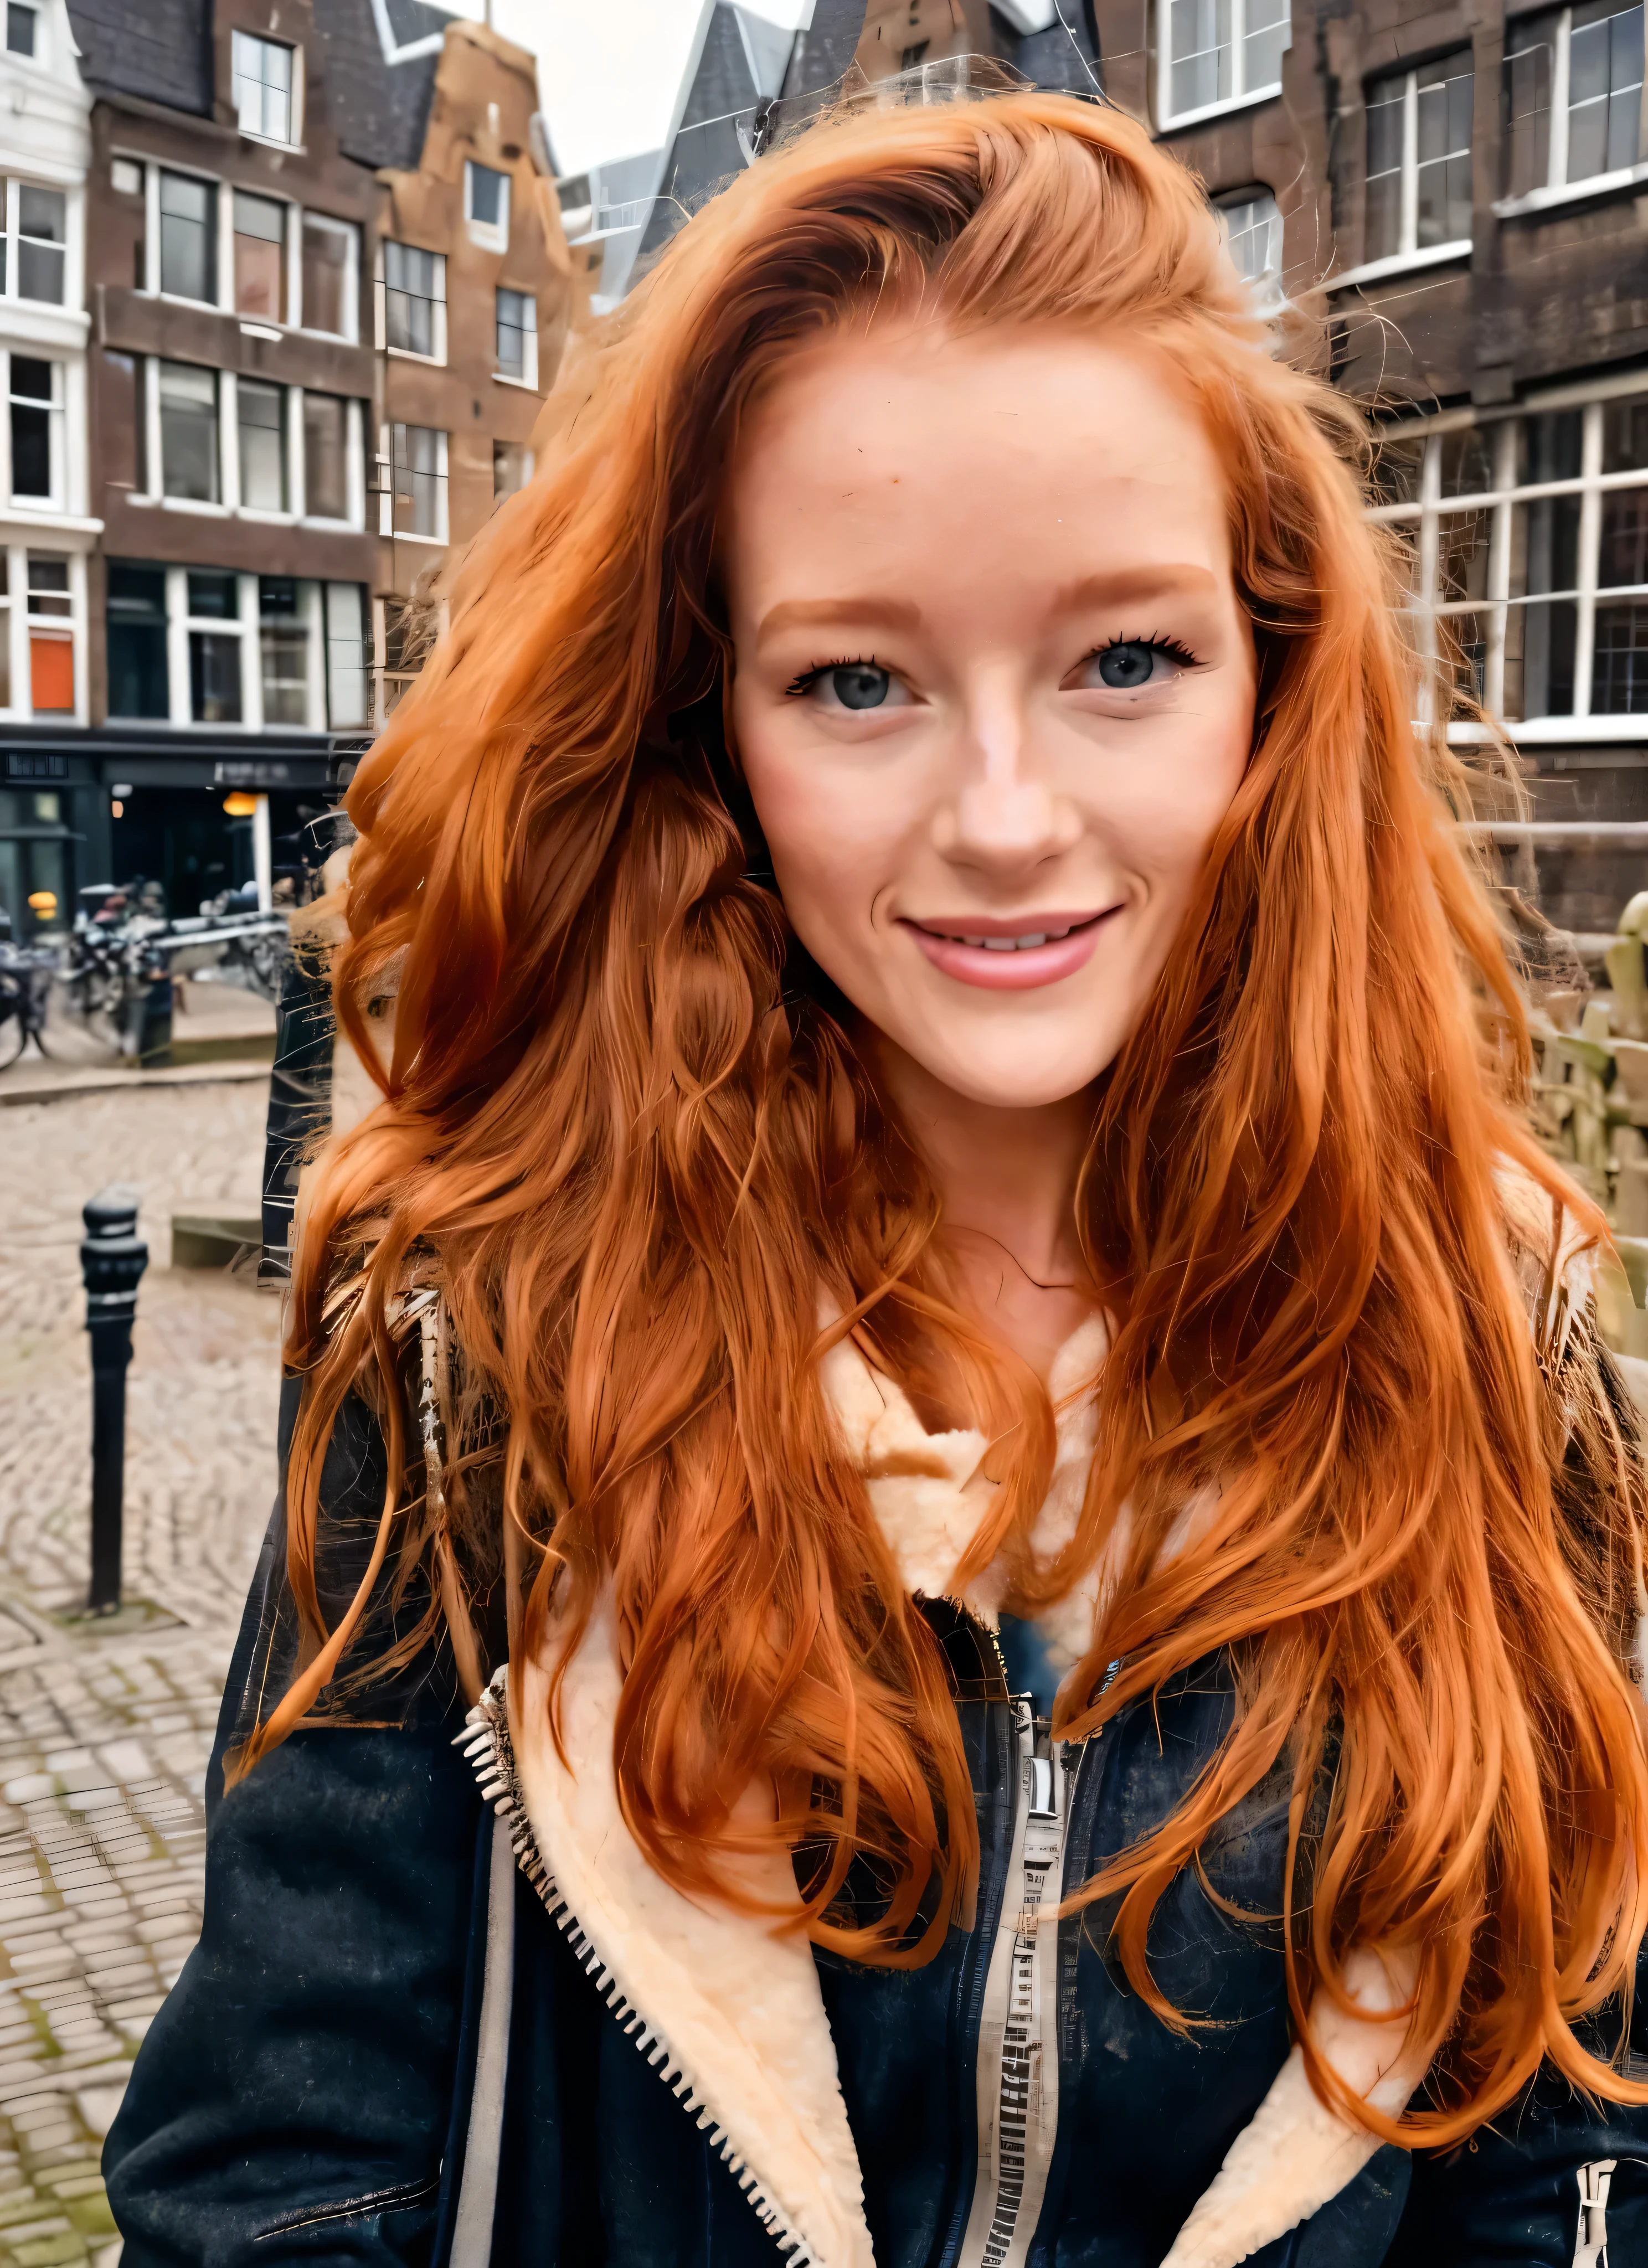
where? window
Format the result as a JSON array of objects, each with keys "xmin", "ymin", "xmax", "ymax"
[
  {"xmin": 1216, "ymin": 189, "xmax": 1283, "ymax": 300},
  {"xmin": 1372, "ymin": 388, "xmax": 1648, "ymax": 721},
  {"xmin": 187, "ymin": 571, "xmax": 241, "ymax": 724},
  {"xmin": 27, "ymin": 554, "xmax": 71, "ymax": 714},
  {"xmin": 6, "ymin": 4, "xmax": 33, "ymax": 58},
  {"xmin": 1160, "ymin": 0, "xmax": 1290, "ymax": 127},
  {"xmin": 465, "ymin": 161, "xmax": 509, "ymax": 248},
  {"xmin": 260, "ymin": 576, "xmax": 308, "ymax": 725},
  {"xmin": 9, "ymin": 356, "xmax": 55, "ymax": 502},
  {"xmin": 232, "ymin": 30, "xmax": 296, "ymax": 145},
  {"xmin": 391, "ymin": 422, "xmax": 446, "ymax": 539},
  {"xmin": 496, "ymin": 287, "xmax": 537, "ymax": 384},
  {"xmin": 1366, "ymin": 53, "xmax": 1474, "ymax": 260},
  {"xmin": 238, "ymin": 379, "xmax": 286, "ymax": 512},
  {"xmin": 106, "ymin": 564, "xmax": 365, "ymax": 729},
  {"xmin": 302, "ymin": 391, "xmax": 349, "ymax": 519},
  {"xmin": 233, "ymin": 190, "xmax": 285, "ymax": 321},
  {"xmin": 158, "ymin": 172, "xmax": 217, "ymax": 303},
  {"xmin": 5, "ymin": 184, "xmax": 66, "ymax": 303},
  {"xmin": 493, "ymin": 441, "xmax": 532, "ymax": 499},
  {"xmin": 102, "ymin": 350, "xmax": 142, "ymax": 495},
  {"xmin": 301, "ymin": 213, "xmax": 356, "ymax": 338},
  {"xmin": 325, "ymin": 583, "xmax": 367, "ymax": 724},
  {"xmin": 1505, "ymin": 2, "xmax": 1646, "ymax": 199},
  {"xmin": 158, "ymin": 362, "xmax": 219, "ymax": 503},
  {"xmin": 107, "ymin": 563, "xmax": 168, "ymax": 719},
  {"xmin": 382, "ymin": 241, "xmax": 444, "ymax": 358}
]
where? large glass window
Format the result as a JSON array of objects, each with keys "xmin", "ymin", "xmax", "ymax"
[
  {"xmin": 382, "ymin": 241, "xmax": 444, "ymax": 358},
  {"xmin": 7, "ymin": 183, "xmax": 65, "ymax": 303},
  {"xmin": 187, "ymin": 570, "xmax": 241, "ymax": 724},
  {"xmin": 465, "ymin": 161, "xmax": 509, "ymax": 248},
  {"xmin": 301, "ymin": 214, "xmax": 354, "ymax": 337},
  {"xmin": 27, "ymin": 553, "xmax": 71, "ymax": 714},
  {"xmin": 1373, "ymin": 388, "xmax": 1648, "ymax": 719},
  {"xmin": 1366, "ymin": 51, "xmax": 1474, "ymax": 260},
  {"xmin": 1216, "ymin": 188, "xmax": 1282, "ymax": 300},
  {"xmin": 106, "ymin": 562, "xmax": 168, "ymax": 719},
  {"xmin": 233, "ymin": 190, "xmax": 285, "ymax": 321},
  {"xmin": 496, "ymin": 287, "xmax": 537, "ymax": 383},
  {"xmin": 232, "ymin": 30, "xmax": 295, "ymax": 144},
  {"xmin": 302, "ymin": 391, "xmax": 349, "ymax": 519},
  {"xmin": 8, "ymin": 355, "xmax": 54, "ymax": 502},
  {"xmin": 159, "ymin": 172, "xmax": 217, "ymax": 303},
  {"xmin": 391, "ymin": 422, "xmax": 446, "ymax": 539},
  {"xmin": 325, "ymin": 583, "xmax": 367, "ymax": 725},
  {"xmin": 1505, "ymin": 2, "xmax": 1646, "ymax": 199},
  {"xmin": 6, "ymin": 5, "xmax": 34, "ymax": 56},
  {"xmin": 1161, "ymin": 0, "xmax": 1290, "ymax": 127},
  {"xmin": 159, "ymin": 362, "xmax": 219, "ymax": 502},
  {"xmin": 238, "ymin": 378, "xmax": 286, "ymax": 512},
  {"xmin": 259, "ymin": 576, "xmax": 308, "ymax": 725}
]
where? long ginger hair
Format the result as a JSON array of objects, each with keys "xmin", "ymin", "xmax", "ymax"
[{"xmin": 256, "ymin": 86, "xmax": 1648, "ymax": 2142}]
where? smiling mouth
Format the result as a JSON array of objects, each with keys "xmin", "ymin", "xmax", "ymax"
[{"xmin": 900, "ymin": 910, "xmax": 1115, "ymax": 991}]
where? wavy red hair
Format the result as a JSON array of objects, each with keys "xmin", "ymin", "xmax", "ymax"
[{"xmin": 248, "ymin": 87, "xmax": 1648, "ymax": 2141}]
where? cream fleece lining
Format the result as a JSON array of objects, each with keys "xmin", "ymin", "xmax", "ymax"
[{"xmin": 506, "ymin": 1316, "xmax": 1447, "ymax": 2268}]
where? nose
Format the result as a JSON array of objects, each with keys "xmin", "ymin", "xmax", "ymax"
[{"xmin": 933, "ymin": 677, "xmax": 1081, "ymax": 882}]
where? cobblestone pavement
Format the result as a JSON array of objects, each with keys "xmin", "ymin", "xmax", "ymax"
[{"xmin": 0, "ymin": 1081, "xmax": 280, "ymax": 2268}]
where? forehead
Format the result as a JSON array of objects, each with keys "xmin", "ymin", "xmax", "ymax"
[{"xmin": 723, "ymin": 322, "xmax": 1232, "ymax": 602}]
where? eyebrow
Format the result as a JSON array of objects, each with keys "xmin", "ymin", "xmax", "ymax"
[
  {"xmin": 755, "ymin": 595, "xmax": 924, "ymax": 650},
  {"xmin": 1050, "ymin": 565, "xmax": 1221, "ymax": 610}
]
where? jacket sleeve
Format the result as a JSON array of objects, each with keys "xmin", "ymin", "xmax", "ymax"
[{"xmin": 103, "ymin": 1377, "xmax": 487, "ymax": 2268}]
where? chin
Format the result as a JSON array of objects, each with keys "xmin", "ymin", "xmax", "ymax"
[{"xmin": 906, "ymin": 1040, "xmax": 1116, "ymax": 1111}]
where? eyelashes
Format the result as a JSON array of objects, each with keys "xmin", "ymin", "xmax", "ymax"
[
  {"xmin": 1090, "ymin": 631, "xmax": 1201, "ymax": 668},
  {"xmin": 784, "ymin": 656, "xmax": 877, "ymax": 697}
]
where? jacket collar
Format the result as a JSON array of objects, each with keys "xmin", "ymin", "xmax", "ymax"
[{"xmin": 502, "ymin": 1316, "xmax": 1424, "ymax": 2268}]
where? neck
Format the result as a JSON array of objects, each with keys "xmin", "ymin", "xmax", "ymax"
[{"xmin": 868, "ymin": 1034, "xmax": 1101, "ymax": 1376}]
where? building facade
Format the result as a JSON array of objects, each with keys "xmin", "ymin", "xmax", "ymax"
[
  {"xmin": 0, "ymin": 0, "xmax": 93, "ymax": 940},
  {"xmin": 0, "ymin": 0, "xmax": 568, "ymax": 936}
]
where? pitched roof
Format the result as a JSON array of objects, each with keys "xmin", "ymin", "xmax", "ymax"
[
  {"xmin": 317, "ymin": 0, "xmax": 452, "ymax": 173},
  {"xmin": 65, "ymin": 0, "xmax": 214, "ymax": 115}
]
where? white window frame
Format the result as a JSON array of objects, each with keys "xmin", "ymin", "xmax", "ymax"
[
  {"xmin": 464, "ymin": 159, "xmax": 510, "ymax": 251},
  {"xmin": 1372, "ymin": 373, "xmax": 1648, "ymax": 736},
  {"xmin": 2, "ymin": 349, "xmax": 63, "ymax": 511},
  {"xmin": 383, "ymin": 420, "xmax": 449, "ymax": 544},
  {"xmin": 296, "ymin": 210, "xmax": 359, "ymax": 342},
  {"xmin": 148, "ymin": 357, "xmax": 228, "ymax": 516},
  {"xmin": 1498, "ymin": 3, "xmax": 1648, "ymax": 214},
  {"xmin": 4, "ymin": 3, "xmax": 43, "ymax": 67},
  {"xmin": 375, "ymin": 240, "xmax": 447, "ymax": 364},
  {"xmin": 1156, "ymin": 0, "xmax": 1292, "ymax": 132},
  {"xmin": 493, "ymin": 286, "xmax": 538, "ymax": 388},
  {"xmin": 1362, "ymin": 56, "xmax": 1475, "ymax": 267},
  {"xmin": 147, "ymin": 163, "xmax": 223, "ymax": 306},
  {"xmin": 231, "ymin": 29, "xmax": 302, "ymax": 150},
  {"xmin": 229, "ymin": 185, "xmax": 291, "ymax": 326},
  {"xmin": 296, "ymin": 390, "xmax": 365, "ymax": 528},
  {"xmin": 1214, "ymin": 189, "xmax": 1284, "ymax": 306},
  {"xmin": 235, "ymin": 373, "xmax": 290, "ymax": 519},
  {"xmin": 2, "ymin": 544, "xmax": 85, "ymax": 721},
  {"xmin": 167, "ymin": 565, "xmax": 253, "ymax": 730},
  {"xmin": 0, "ymin": 177, "xmax": 69, "ymax": 308}
]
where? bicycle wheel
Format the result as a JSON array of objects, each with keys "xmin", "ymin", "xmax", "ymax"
[{"xmin": 0, "ymin": 999, "xmax": 24, "ymax": 1070}]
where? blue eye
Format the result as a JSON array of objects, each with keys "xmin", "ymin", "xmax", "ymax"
[
  {"xmin": 827, "ymin": 663, "xmax": 891, "ymax": 709},
  {"xmin": 1098, "ymin": 643, "xmax": 1158, "ymax": 688}
]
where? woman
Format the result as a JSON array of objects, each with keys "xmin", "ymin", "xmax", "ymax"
[{"xmin": 106, "ymin": 79, "xmax": 1648, "ymax": 2268}]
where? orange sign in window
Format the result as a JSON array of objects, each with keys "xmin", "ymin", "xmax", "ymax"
[{"xmin": 29, "ymin": 634, "xmax": 73, "ymax": 713}]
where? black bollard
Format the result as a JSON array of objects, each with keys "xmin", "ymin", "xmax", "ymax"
[{"xmin": 79, "ymin": 1187, "xmax": 148, "ymax": 1614}]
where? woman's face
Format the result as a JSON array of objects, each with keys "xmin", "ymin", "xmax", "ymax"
[{"xmin": 724, "ymin": 323, "xmax": 1256, "ymax": 1111}]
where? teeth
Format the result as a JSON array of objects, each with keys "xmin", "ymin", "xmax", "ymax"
[{"xmin": 951, "ymin": 929, "xmax": 1063, "ymax": 951}]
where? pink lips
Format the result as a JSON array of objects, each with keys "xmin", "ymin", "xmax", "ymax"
[{"xmin": 903, "ymin": 911, "xmax": 1112, "ymax": 991}]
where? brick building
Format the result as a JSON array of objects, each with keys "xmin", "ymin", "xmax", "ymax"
[{"xmin": 0, "ymin": 0, "xmax": 569, "ymax": 934}]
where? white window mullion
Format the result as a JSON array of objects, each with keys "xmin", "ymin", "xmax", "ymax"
[
  {"xmin": 7, "ymin": 546, "xmax": 25, "ymax": 714},
  {"xmin": 1418, "ymin": 432, "xmax": 1442, "ymax": 659},
  {"xmin": 68, "ymin": 551, "xmax": 85, "ymax": 723},
  {"xmin": 64, "ymin": 354, "xmax": 85, "ymax": 516},
  {"xmin": 165, "ymin": 565, "xmax": 190, "ymax": 727},
  {"xmin": 142, "ymin": 357, "xmax": 161, "ymax": 498},
  {"xmin": 290, "ymin": 384, "xmax": 307, "ymax": 518},
  {"xmin": 216, "ymin": 177, "xmax": 234, "ymax": 308},
  {"xmin": 4, "ymin": 181, "xmax": 17, "ymax": 302},
  {"xmin": 0, "ymin": 348, "xmax": 12, "ymax": 504},
  {"xmin": 301, "ymin": 578, "xmax": 325, "ymax": 730},
  {"xmin": 219, "ymin": 367, "xmax": 239, "ymax": 511},
  {"xmin": 345, "ymin": 398, "xmax": 365, "ymax": 529},
  {"xmin": 1484, "ymin": 422, "xmax": 1517, "ymax": 715},
  {"xmin": 1551, "ymin": 8, "xmax": 1573, "ymax": 189},
  {"xmin": 287, "ymin": 202, "xmax": 304, "ymax": 327},
  {"xmin": 142, "ymin": 166, "xmax": 160, "ymax": 293},
  {"xmin": 1400, "ymin": 73, "xmax": 1420, "ymax": 257},
  {"xmin": 1573, "ymin": 400, "xmax": 1603, "ymax": 715},
  {"xmin": 1231, "ymin": 0, "xmax": 1247, "ymax": 99},
  {"xmin": 239, "ymin": 571, "xmax": 262, "ymax": 733}
]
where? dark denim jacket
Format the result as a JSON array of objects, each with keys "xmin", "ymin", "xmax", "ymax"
[{"xmin": 104, "ymin": 1382, "xmax": 1648, "ymax": 2268}]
